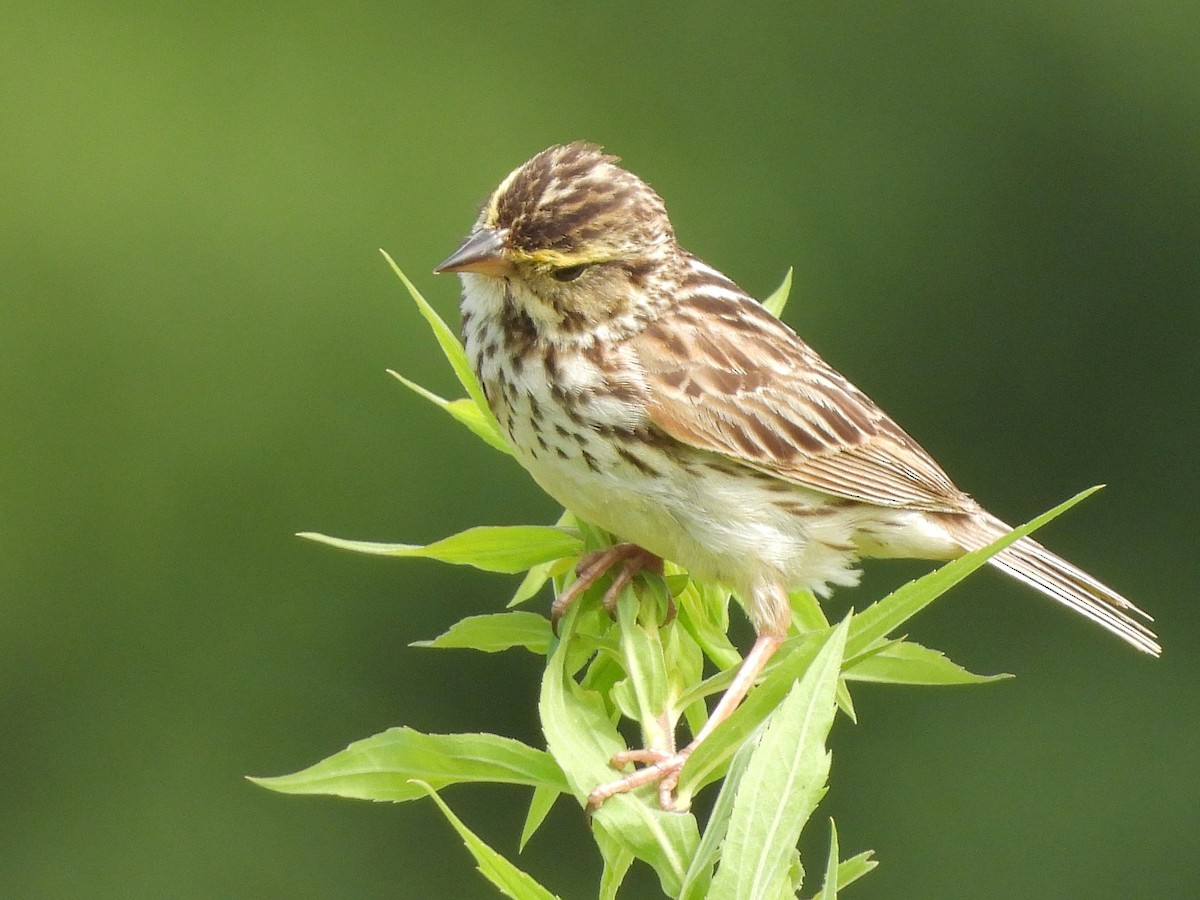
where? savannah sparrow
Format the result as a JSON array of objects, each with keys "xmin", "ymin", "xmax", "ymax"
[{"xmin": 435, "ymin": 142, "xmax": 1159, "ymax": 809}]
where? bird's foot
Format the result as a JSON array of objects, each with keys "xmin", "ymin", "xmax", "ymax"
[
  {"xmin": 587, "ymin": 747, "xmax": 694, "ymax": 812},
  {"xmin": 550, "ymin": 544, "xmax": 663, "ymax": 632}
]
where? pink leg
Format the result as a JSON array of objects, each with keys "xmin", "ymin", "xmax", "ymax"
[{"xmin": 586, "ymin": 631, "xmax": 784, "ymax": 811}]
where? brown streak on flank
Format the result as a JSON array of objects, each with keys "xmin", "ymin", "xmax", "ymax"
[
  {"xmin": 615, "ymin": 445, "xmax": 661, "ymax": 477},
  {"xmin": 800, "ymin": 499, "xmax": 856, "ymax": 517},
  {"xmin": 602, "ymin": 381, "xmax": 639, "ymax": 403},
  {"xmin": 816, "ymin": 538, "xmax": 858, "ymax": 553},
  {"xmin": 563, "ymin": 401, "xmax": 586, "ymax": 425}
]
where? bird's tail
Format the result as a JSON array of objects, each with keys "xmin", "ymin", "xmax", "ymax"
[{"xmin": 943, "ymin": 513, "xmax": 1160, "ymax": 656}]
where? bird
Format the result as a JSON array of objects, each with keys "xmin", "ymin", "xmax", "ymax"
[{"xmin": 434, "ymin": 142, "xmax": 1159, "ymax": 809}]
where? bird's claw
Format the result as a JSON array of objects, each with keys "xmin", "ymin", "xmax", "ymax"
[
  {"xmin": 550, "ymin": 544, "xmax": 663, "ymax": 634},
  {"xmin": 587, "ymin": 747, "xmax": 693, "ymax": 812}
]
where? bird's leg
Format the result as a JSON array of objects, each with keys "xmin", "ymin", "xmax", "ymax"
[
  {"xmin": 586, "ymin": 631, "xmax": 785, "ymax": 811},
  {"xmin": 550, "ymin": 544, "xmax": 662, "ymax": 631}
]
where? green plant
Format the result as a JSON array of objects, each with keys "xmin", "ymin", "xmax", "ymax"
[{"xmin": 251, "ymin": 253, "xmax": 1101, "ymax": 898}]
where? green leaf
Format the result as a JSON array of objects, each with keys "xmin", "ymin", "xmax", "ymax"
[
  {"xmin": 817, "ymin": 820, "xmax": 841, "ymax": 900},
  {"xmin": 508, "ymin": 559, "xmax": 555, "ymax": 607},
  {"xmin": 678, "ymin": 724, "xmax": 761, "ymax": 900},
  {"xmin": 708, "ymin": 618, "xmax": 848, "ymax": 900},
  {"xmin": 413, "ymin": 781, "xmax": 561, "ymax": 900},
  {"xmin": 846, "ymin": 486, "xmax": 1103, "ymax": 659},
  {"xmin": 539, "ymin": 614, "xmax": 700, "ymax": 897},
  {"xmin": 297, "ymin": 525, "xmax": 582, "ymax": 574},
  {"xmin": 802, "ymin": 837, "xmax": 878, "ymax": 900},
  {"xmin": 249, "ymin": 727, "xmax": 567, "ymax": 801},
  {"xmin": 610, "ymin": 591, "xmax": 670, "ymax": 747},
  {"xmin": 594, "ymin": 822, "xmax": 635, "ymax": 900},
  {"xmin": 830, "ymin": 850, "xmax": 879, "ymax": 892},
  {"xmin": 675, "ymin": 630, "xmax": 826, "ymax": 804},
  {"xmin": 380, "ymin": 250, "xmax": 499, "ymax": 430},
  {"xmin": 387, "ymin": 369, "xmax": 512, "ymax": 455},
  {"xmin": 761, "ymin": 267, "xmax": 794, "ymax": 318},
  {"xmin": 518, "ymin": 785, "xmax": 558, "ymax": 851},
  {"xmin": 790, "ymin": 588, "xmax": 831, "ymax": 632},
  {"xmin": 412, "ymin": 612, "xmax": 552, "ymax": 655},
  {"xmin": 844, "ymin": 639, "xmax": 1010, "ymax": 686},
  {"xmin": 834, "ymin": 678, "xmax": 857, "ymax": 723},
  {"xmin": 676, "ymin": 582, "xmax": 742, "ymax": 671}
]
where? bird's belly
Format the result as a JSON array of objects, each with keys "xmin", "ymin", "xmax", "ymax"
[{"xmin": 510, "ymin": 426, "xmax": 875, "ymax": 598}]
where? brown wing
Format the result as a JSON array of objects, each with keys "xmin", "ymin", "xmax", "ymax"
[{"xmin": 632, "ymin": 280, "xmax": 969, "ymax": 512}]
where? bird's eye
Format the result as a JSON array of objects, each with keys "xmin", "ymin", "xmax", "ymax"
[{"xmin": 551, "ymin": 263, "xmax": 588, "ymax": 283}]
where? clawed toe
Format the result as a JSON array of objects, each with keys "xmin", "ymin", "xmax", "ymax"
[
  {"xmin": 586, "ymin": 748, "xmax": 692, "ymax": 812},
  {"xmin": 550, "ymin": 544, "xmax": 663, "ymax": 632}
]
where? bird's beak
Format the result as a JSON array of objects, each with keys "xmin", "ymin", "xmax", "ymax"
[{"xmin": 434, "ymin": 227, "xmax": 511, "ymax": 276}]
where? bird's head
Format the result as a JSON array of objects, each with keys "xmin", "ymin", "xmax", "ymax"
[{"xmin": 436, "ymin": 143, "xmax": 678, "ymax": 338}]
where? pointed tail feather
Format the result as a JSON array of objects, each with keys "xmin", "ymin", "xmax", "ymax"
[{"xmin": 946, "ymin": 514, "xmax": 1161, "ymax": 656}]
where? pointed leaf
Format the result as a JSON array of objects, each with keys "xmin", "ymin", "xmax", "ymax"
[
  {"xmin": 414, "ymin": 781, "xmax": 561, "ymax": 900},
  {"xmin": 817, "ymin": 820, "xmax": 841, "ymax": 900},
  {"xmin": 249, "ymin": 727, "xmax": 567, "ymax": 801},
  {"xmin": 380, "ymin": 251, "xmax": 498, "ymax": 428},
  {"xmin": 519, "ymin": 785, "xmax": 559, "ymax": 851},
  {"xmin": 540, "ymin": 616, "xmax": 700, "ymax": 897},
  {"xmin": 676, "ymin": 583, "xmax": 742, "ymax": 671},
  {"xmin": 833, "ymin": 850, "xmax": 878, "ymax": 892},
  {"xmin": 844, "ymin": 639, "xmax": 1010, "ymax": 685},
  {"xmin": 298, "ymin": 525, "xmax": 582, "ymax": 574},
  {"xmin": 611, "ymin": 592, "xmax": 670, "ymax": 746},
  {"xmin": 678, "ymin": 724, "xmax": 761, "ymax": 900},
  {"xmin": 509, "ymin": 559, "xmax": 555, "ymax": 607},
  {"xmin": 708, "ymin": 619, "xmax": 848, "ymax": 900},
  {"xmin": 387, "ymin": 369, "xmax": 512, "ymax": 454},
  {"xmin": 594, "ymin": 822, "xmax": 635, "ymax": 900},
  {"xmin": 412, "ymin": 612, "xmax": 552, "ymax": 655},
  {"xmin": 762, "ymin": 268, "xmax": 794, "ymax": 318}
]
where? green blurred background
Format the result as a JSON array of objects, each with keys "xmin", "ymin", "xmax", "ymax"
[{"xmin": 3, "ymin": 2, "xmax": 1197, "ymax": 896}]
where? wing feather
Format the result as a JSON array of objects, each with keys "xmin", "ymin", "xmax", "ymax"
[{"xmin": 633, "ymin": 273, "xmax": 968, "ymax": 512}]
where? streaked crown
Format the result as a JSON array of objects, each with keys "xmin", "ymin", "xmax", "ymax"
[{"xmin": 481, "ymin": 142, "xmax": 674, "ymax": 266}]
